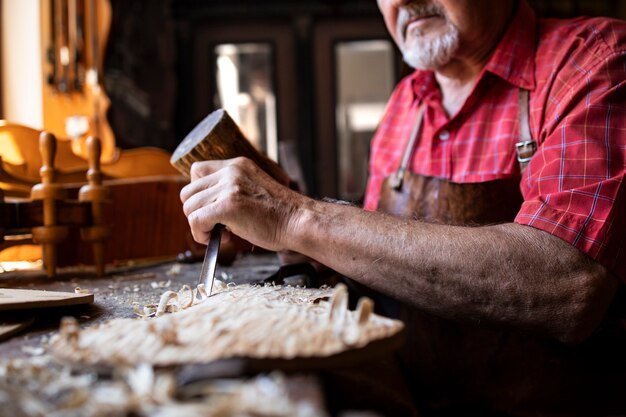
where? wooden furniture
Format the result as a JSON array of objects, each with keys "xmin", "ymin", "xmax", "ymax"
[
  {"xmin": 1, "ymin": 123, "xmax": 197, "ymax": 269},
  {"xmin": 0, "ymin": 121, "xmax": 88, "ymax": 193},
  {"xmin": 2, "ymin": 177, "xmax": 199, "ymax": 274},
  {"xmin": 56, "ymin": 175, "xmax": 198, "ymax": 267},
  {"xmin": 1, "ymin": 132, "xmax": 110, "ymax": 277},
  {"xmin": 78, "ymin": 136, "xmax": 110, "ymax": 276},
  {"xmin": 30, "ymin": 132, "xmax": 70, "ymax": 277},
  {"xmin": 0, "ymin": 121, "xmax": 180, "ymax": 199}
]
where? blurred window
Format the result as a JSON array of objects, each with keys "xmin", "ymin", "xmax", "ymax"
[
  {"xmin": 214, "ymin": 43, "xmax": 278, "ymax": 161},
  {"xmin": 334, "ymin": 40, "xmax": 395, "ymax": 200}
]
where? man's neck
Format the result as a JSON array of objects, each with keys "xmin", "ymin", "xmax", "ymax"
[
  {"xmin": 432, "ymin": 1, "xmax": 517, "ymax": 116},
  {"xmin": 434, "ymin": 61, "xmax": 482, "ymax": 116}
]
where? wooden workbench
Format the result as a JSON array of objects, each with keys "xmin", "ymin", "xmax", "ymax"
[
  {"xmin": 0, "ymin": 253, "xmax": 417, "ymax": 416},
  {"xmin": 0, "ymin": 253, "xmax": 280, "ymax": 358}
]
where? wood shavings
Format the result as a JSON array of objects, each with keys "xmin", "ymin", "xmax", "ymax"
[
  {"xmin": 178, "ymin": 285, "xmax": 195, "ymax": 309},
  {"xmin": 148, "ymin": 320, "xmax": 180, "ymax": 346},
  {"xmin": 156, "ymin": 291, "xmax": 180, "ymax": 316},
  {"xmin": 151, "ymin": 280, "xmax": 172, "ymax": 289},
  {"xmin": 343, "ymin": 297, "xmax": 374, "ymax": 346},
  {"xmin": 134, "ymin": 303, "xmax": 158, "ymax": 319},
  {"xmin": 166, "ymin": 264, "xmax": 182, "ymax": 276},
  {"xmin": 50, "ymin": 284, "xmax": 404, "ymax": 367},
  {"xmin": 356, "ymin": 297, "xmax": 374, "ymax": 325},
  {"xmin": 0, "ymin": 355, "xmax": 327, "ymax": 417},
  {"xmin": 59, "ymin": 316, "xmax": 80, "ymax": 347},
  {"xmin": 197, "ymin": 283, "xmax": 207, "ymax": 299},
  {"xmin": 124, "ymin": 363, "xmax": 175, "ymax": 404},
  {"xmin": 74, "ymin": 286, "xmax": 90, "ymax": 294},
  {"xmin": 134, "ymin": 281, "xmax": 224, "ymax": 319},
  {"xmin": 21, "ymin": 345, "xmax": 45, "ymax": 356}
]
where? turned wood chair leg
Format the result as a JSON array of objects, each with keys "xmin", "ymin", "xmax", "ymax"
[{"xmin": 79, "ymin": 136, "xmax": 111, "ymax": 277}]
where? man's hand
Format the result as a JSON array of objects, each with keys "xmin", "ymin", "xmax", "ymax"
[{"xmin": 179, "ymin": 157, "xmax": 308, "ymax": 252}]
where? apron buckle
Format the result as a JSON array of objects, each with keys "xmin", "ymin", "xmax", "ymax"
[
  {"xmin": 389, "ymin": 170, "xmax": 405, "ymax": 190},
  {"xmin": 516, "ymin": 139, "xmax": 537, "ymax": 163}
]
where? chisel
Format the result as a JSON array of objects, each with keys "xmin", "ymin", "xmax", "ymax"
[{"xmin": 197, "ymin": 223, "xmax": 224, "ymax": 296}]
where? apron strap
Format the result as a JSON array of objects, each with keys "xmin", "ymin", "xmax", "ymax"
[
  {"xmin": 390, "ymin": 88, "xmax": 535, "ymax": 189},
  {"xmin": 515, "ymin": 89, "xmax": 536, "ymax": 172},
  {"xmin": 389, "ymin": 104, "xmax": 425, "ymax": 190}
]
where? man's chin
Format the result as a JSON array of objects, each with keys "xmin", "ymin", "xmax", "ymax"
[
  {"xmin": 401, "ymin": 32, "xmax": 460, "ymax": 71},
  {"xmin": 402, "ymin": 52, "xmax": 449, "ymax": 71}
]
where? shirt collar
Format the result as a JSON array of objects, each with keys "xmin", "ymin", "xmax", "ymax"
[
  {"xmin": 408, "ymin": 0, "xmax": 537, "ymax": 100},
  {"xmin": 484, "ymin": 0, "xmax": 536, "ymax": 91}
]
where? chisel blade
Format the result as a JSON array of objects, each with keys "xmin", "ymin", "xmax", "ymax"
[{"xmin": 198, "ymin": 224, "xmax": 224, "ymax": 296}]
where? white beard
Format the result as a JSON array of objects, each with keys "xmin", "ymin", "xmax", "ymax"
[{"xmin": 401, "ymin": 23, "xmax": 460, "ymax": 70}]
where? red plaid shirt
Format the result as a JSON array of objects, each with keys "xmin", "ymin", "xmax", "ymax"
[{"xmin": 364, "ymin": 0, "xmax": 626, "ymax": 282}]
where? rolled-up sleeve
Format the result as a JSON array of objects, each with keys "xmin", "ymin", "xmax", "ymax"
[{"xmin": 516, "ymin": 47, "xmax": 626, "ymax": 282}]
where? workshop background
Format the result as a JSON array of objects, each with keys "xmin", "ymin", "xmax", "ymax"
[{"xmin": 1, "ymin": 0, "xmax": 625, "ymax": 202}]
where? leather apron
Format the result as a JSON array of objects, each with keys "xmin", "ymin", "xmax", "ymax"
[{"xmin": 376, "ymin": 90, "xmax": 626, "ymax": 416}]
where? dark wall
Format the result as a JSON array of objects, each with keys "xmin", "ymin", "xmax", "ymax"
[
  {"xmin": 103, "ymin": 0, "xmax": 384, "ymax": 152},
  {"xmin": 105, "ymin": 0, "xmax": 177, "ymax": 150}
]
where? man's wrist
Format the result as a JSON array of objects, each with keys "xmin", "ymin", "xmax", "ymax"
[{"xmin": 283, "ymin": 196, "xmax": 323, "ymax": 255}]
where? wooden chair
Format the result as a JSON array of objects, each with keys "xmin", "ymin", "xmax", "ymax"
[{"xmin": 0, "ymin": 120, "xmax": 180, "ymax": 198}]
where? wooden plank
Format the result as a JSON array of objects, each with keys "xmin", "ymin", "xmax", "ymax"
[
  {"xmin": 0, "ymin": 288, "xmax": 93, "ymax": 311},
  {"xmin": 0, "ymin": 314, "xmax": 35, "ymax": 342}
]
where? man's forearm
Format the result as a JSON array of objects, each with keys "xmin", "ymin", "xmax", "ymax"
[{"xmin": 288, "ymin": 199, "xmax": 618, "ymax": 344}]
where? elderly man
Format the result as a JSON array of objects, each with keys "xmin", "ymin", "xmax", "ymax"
[{"xmin": 181, "ymin": 0, "xmax": 626, "ymax": 415}]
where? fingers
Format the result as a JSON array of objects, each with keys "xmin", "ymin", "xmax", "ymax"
[
  {"xmin": 182, "ymin": 186, "xmax": 216, "ymax": 218},
  {"xmin": 189, "ymin": 157, "xmax": 253, "ymax": 181},
  {"xmin": 181, "ymin": 157, "xmax": 258, "ymax": 203},
  {"xmin": 181, "ymin": 159, "xmax": 248, "ymax": 245},
  {"xmin": 186, "ymin": 204, "xmax": 214, "ymax": 245},
  {"xmin": 180, "ymin": 160, "xmax": 228, "ymax": 204},
  {"xmin": 190, "ymin": 159, "xmax": 226, "ymax": 181}
]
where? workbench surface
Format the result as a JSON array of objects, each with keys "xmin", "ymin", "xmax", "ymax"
[
  {"xmin": 0, "ymin": 252, "xmax": 281, "ymax": 358},
  {"xmin": 0, "ymin": 253, "xmax": 416, "ymax": 416}
]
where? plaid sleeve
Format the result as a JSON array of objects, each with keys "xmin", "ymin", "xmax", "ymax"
[{"xmin": 515, "ymin": 43, "xmax": 626, "ymax": 281}]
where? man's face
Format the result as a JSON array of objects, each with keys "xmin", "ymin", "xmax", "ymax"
[{"xmin": 377, "ymin": 0, "xmax": 496, "ymax": 70}]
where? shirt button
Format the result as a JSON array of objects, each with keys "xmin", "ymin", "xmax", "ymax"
[{"xmin": 439, "ymin": 130, "xmax": 450, "ymax": 141}]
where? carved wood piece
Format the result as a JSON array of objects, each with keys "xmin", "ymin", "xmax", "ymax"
[{"xmin": 50, "ymin": 284, "xmax": 404, "ymax": 367}]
